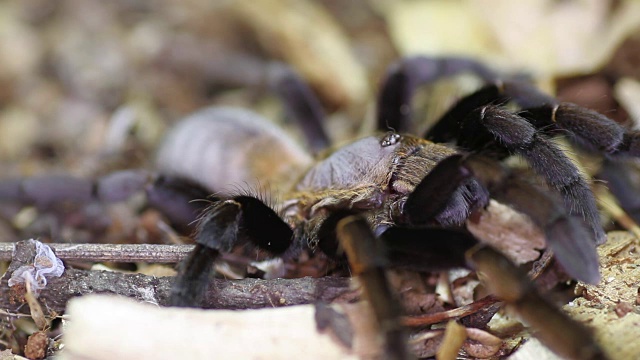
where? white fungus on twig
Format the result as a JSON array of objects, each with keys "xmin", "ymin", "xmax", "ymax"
[{"xmin": 8, "ymin": 239, "xmax": 65, "ymax": 296}]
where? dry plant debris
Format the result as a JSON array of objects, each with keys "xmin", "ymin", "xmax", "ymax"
[{"xmin": 564, "ymin": 231, "xmax": 640, "ymax": 359}]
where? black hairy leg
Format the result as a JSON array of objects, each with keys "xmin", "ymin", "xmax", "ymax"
[
  {"xmin": 426, "ymin": 94, "xmax": 605, "ymax": 246},
  {"xmin": 401, "ymin": 154, "xmax": 599, "ymax": 283},
  {"xmin": 170, "ymin": 195, "xmax": 293, "ymax": 307},
  {"xmin": 380, "ymin": 226, "xmax": 606, "ymax": 358},
  {"xmin": 428, "ymin": 80, "xmax": 640, "ymax": 158},
  {"xmin": 381, "ymin": 227, "xmax": 477, "ymax": 272},
  {"xmin": 501, "ymin": 80, "xmax": 640, "ymax": 157}
]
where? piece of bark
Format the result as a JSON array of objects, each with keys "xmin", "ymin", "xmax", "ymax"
[
  {"xmin": 0, "ymin": 240, "xmax": 357, "ymax": 313},
  {"xmin": 1, "ymin": 267, "xmax": 357, "ymax": 313},
  {"xmin": 59, "ymin": 295, "xmax": 381, "ymax": 360},
  {"xmin": 467, "ymin": 200, "xmax": 546, "ymax": 265}
]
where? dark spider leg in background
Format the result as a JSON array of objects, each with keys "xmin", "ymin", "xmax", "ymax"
[
  {"xmin": 0, "ymin": 171, "xmax": 211, "ymax": 233},
  {"xmin": 597, "ymin": 159, "xmax": 640, "ymax": 223},
  {"xmin": 144, "ymin": 175, "xmax": 216, "ymax": 232},
  {"xmin": 170, "ymin": 195, "xmax": 293, "ymax": 307},
  {"xmin": 401, "ymin": 154, "xmax": 600, "ymax": 283},
  {"xmin": 0, "ymin": 171, "xmax": 154, "ymax": 208},
  {"xmin": 376, "ymin": 56, "xmax": 499, "ymax": 133},
  {"xmin": 267, "ymin": 62, "xmax": 331, "ymax": 154}
]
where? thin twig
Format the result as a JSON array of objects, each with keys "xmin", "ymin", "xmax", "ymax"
[
  {"xmin": 402, "ymin": 295, "xmax": 501, "ymax": 327},
  {"xmin": 0, "ymin": 243, "xmax": 194, "ymax": 263},
  {"xmin": 1, "ymin": 268, "xmax": 357, "ymax": 313},
  {"xmin": 0, "ymin": 308, "xmax": 36, "ymax": 318}
]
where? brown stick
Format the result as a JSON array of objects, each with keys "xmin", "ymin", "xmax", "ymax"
[
  {"xmin": 0, "ymin": 242, "xmax": 194, "ymax": 263},
  {"xmin": 1, "ymin": 269, "xmax": 357, "ymax": 313}
]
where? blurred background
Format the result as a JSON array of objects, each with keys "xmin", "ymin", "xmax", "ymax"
[{"xmin": 0, "ymin": 0, "xmax": 639, "ymax": 245}]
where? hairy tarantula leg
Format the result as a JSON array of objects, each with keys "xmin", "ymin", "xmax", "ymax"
[
  {"xmin": 423, "ymin": 81, "xmax": 558, "ymax": 144},
  {"xmin": 402, "ymin": 152, "xmax": 485, "ymax": 225},
  {"xmin": 426, "ymin": 79, "xmax": 636, "ymax": 157},
  {"xmin": 470, "ymin": 158, "xmax": 601, "ymax": 284},
  {"xmin": 170, "ymin": 196, "xmax": 293, "ymax": 307},
  {"xmin": 460, "ymin": 105, "xmax": 605, "ymax": 245},
  {"xmin": 500, "ymin": 80, "xmax": 640, "ymax": 156},
  {"xmin": 468, "ymin": 246, "xmax": 609, "ymax": 360},
  {"xmin": 405, "ymin": 154, "xmax": 600, "ymax": 283},
  {"xmin": 376, "ymin": 56, "xmax": 499, "ymax": 133},
  {"xmin": 335, "ymin": 215, "xmax": 411, "ymax": 360},
  {"xmin": 465, "ymin": 80, "xmax": 640, "ymax": 157},
  {"xmin": 267, "ymin": 62, "xmax": 330, "ymax": 154},
  {"xmin": 377, "ymin": 227, "xmax": 606, "ymax": 358}
]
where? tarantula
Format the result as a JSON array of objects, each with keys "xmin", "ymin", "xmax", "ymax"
[
  {"xmin": 2, "ymin": 56, "xmax": 629, "ymax": 359},
  {"xmin": 162, "ymin": 57, "xmax": 624, "ymax": 358}
]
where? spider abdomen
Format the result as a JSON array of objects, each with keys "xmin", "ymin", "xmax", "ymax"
[{"xmin": 156, "ymin": 107, "xmax": 313, "ymax": 197}]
